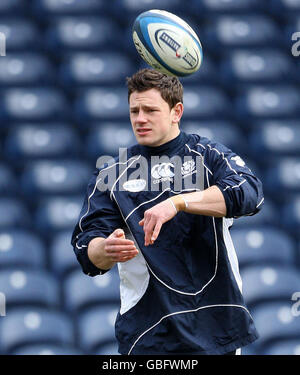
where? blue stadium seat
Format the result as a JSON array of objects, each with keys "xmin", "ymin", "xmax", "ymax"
[
  {"xmin": 0, "ymin": 229, "xmax": 46, "ymax": 270},
  {"xmin": 4, "ymin": 123, "xmax": 81, "ymax": 159},
  {"xmin": 60, "ymin": 52, "xmax": 135, "ymax": 87},
  {"xmin": 248, "ymin": 120, "xmax": 300, "ymax": 159},
  {"xmin": 0, "ymin": 307, "xmax": 75, "ymax": 354},
  {"xmin": 264, "ymin": 157, "xmax": 300, "ymax": 195},
  {"xmin": 45, "ymin": 16, "xmax": 121, "ymax": 52},
  {"xmin": 0, "ymin": 198, "xmax": 31, "ymax": 229},
  {"xmin": 182, "ymin": 86, "xmax": 230, "ymax": 120},
  {"xmin": 50, "ymin": 230, "xmax": 79, "ymax": 278},
  {"xmin": 251, "ymin": 301, "xmax": 300, "ymax": 350},
  {"xmin": 240, "ymin": 264, "xmax": 300, "ymax": 308},
  {"xmin": 34, "ymin": 195, "xmax": 83, "ymax": 234},
  {"xmin": 270, "ymin": 0, "xmax": 300, "ymax": 17},
  {"xmin": 235, "ymin": 86, "xmax": 300, "ymax": 120},
  {"xmin": 220, "ymin": 49, "xmax": 295, "ymax": 87},
  {"xmin": 112, "ymin": 0, "xmax": 182, "ymax": 20},
  {"xmin": 0, "ymin": 53, "xmax": 55, "ymax": 86},
  {"xmin": 281, "ymin": 194, "xmax": 300, "ymax": 235},
  {"xmin": 190, "ymin": 0, "xmax": 264, "ymax": 14},
  {"xmin": 0, "ymin": 18, "xmax": 41, "ymax": 51},
  {"xmin": 263, "ymin": 339, "xmax": 300, "ymax": 355},
  {"xmin": 203, "ymin": 15, "xmax": 282, "ymax": 54},
  {"xmin": 20, "ymin": 159, "xmax": 92, "ymax": 197},
  {"xmin": 181, "ymin": 120, "xmax": 245, "ymax": 155},
  {"xmin": 63, "ymin": 267, "xmax": 120, "ymax": 313},
  {"xmin": 77, "ymin": 304, "xmax": 119, "ymax": 353},
  {"xmin": 231, "ymin": 227, "xmax": 296, "ymax": 269},
  {"xmin": 32, "ymin": 0, "xmax": 108, "ymax": 16},
  {"xmin": 94, "ymin": 342, "xmax": 119, "ymax": 355},
  {"xmin": 0, "ymin": 268, "xmax": 60, "ymax": 309},
  {"xmin": 0, "ymin": 0, "xmax": 26, "ymax": 14},
  {"xmin": 0, "ymin": 88, "xmax": 69, "ymax": 122},
  {"xmin": 11, "ymin": 343, "xmax": 85, "ymax": 355},
  {"xmin": 232, "ymin": 199, "xmax": 277, "ymax": 229},
  {"xmin": 0, "ymin": 164, "xmax": 16, "ymax": 196},
  {"xmin": 86, "ymin": 122, "xmax": 136, "ymax": 158},
  {"xmin": 75, "ymin": 87, "xmax": 129, "ymax": 122}
]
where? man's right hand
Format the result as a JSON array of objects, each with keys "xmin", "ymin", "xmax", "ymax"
[{"xmin": 87, "ymin": 229, "xmax": 139, "ymax": 270}]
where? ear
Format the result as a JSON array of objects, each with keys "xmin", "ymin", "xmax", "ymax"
[{"xmin": 171, "ymin": 102, "xmax": 184, "ymax": 124}]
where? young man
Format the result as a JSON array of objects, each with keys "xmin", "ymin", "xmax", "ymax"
[{"xmin": 71, "ymin": 68, "xmax": 264, "ymax": 355}]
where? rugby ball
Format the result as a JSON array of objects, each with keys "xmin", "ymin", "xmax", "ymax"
[{"xmin": 132, "ymin": 9, "xmax": 202, "ymax": 77}]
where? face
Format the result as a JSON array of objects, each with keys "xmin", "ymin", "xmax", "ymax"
[{"xmin": 129, "ymin": 88, "xmax": 183, "ymax": 147}]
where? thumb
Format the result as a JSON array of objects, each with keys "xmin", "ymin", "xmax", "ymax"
[{"xmin": 110, "ymin": 229, "xmax": 125, "ymax": 239}]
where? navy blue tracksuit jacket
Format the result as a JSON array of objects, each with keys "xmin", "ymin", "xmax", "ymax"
[{"xmin": 71, "ymin": 131, "xmax": 264, "ymax": 355}]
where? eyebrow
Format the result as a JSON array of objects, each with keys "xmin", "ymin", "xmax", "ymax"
[{"xmin": 130, "ymin": 104, "xmax": 160, "ymax": 110}]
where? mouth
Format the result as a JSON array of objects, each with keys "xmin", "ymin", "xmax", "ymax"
[{"xmin": 136, "ymin": 128, "xmax": 152, "ymax": 136}]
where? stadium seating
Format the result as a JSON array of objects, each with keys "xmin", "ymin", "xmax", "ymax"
[
  {"xmin": 202, "ymin": 15, "xmax": 282, "ymax": 54},
  {"xmin": 95, "ymin": 342, "xmax": 119, "ymax": 355},
  {"xmin": 0, "ymin": 53, "xmax": 55, "ymax": 86},
  {"xmin": 240, "ymin": 264, "xmax": 300, "ymax": 308},
  {"xmin": 50, "ymin": 230, "xmax": 80, "ymax": 278},
  {"xmin": 281, "ymin": 194, "xmax": 300, "ymax": 236},
  {"xmin": 45, "ymin": 16, "xmax": 121, "ymax": 52},
  {"xmin": 63, "ymin": 267, "xmax": 120, "ymax": 313},
  {"xmin": 0, "ymin": 0, "xmax": 299, "ymax": 357},
  {"xmin": 0, "ymin": 18, "xmax": 41, "ymax": 51},
  {"xmin": 85, "ymin": 122, "xmax": 136, "ymax": 158},
  {"xmin": 234, "ymin": 86, "xmax": 300, "ymax": 121},
  {"xmin": 0, "ymin": 307, "xmax": 75, "ymax": 354},
  {"xmin": 0, "ymin": 0, "xmax": 26, "ymax": 14},
  {"xmin": 0, "ymin": 229, "xmax": 46, "ymax": 270},
  {"xmin": 60, "ymin": 52, "xmax": 135, "ymax": 87},
  {"xmin": 250, "ymin": 301, "xmax": 300, "ymax": 351},
  {"xmin": 231, "ymin": 226, "xmax": 296, "ymax": 269},
  {"xmin": 190, "ymin": 0, "xmax": 264, "ymax": 14},
  {"xmin": 32, "ymin": 0, "xmax": 109, "ymax": 17},
  {"xmin": 75, "ymin": 87, "xmax": 129, "ymax": 123},
  {"xmin": 77, "ymin": 304, "xmax": 119, "ymax": 353},
  {"xmin": 248, "ymin": 120, "xmax": 300, "ymax": 160},
  {"xmin": 263, "ymin": 339, "xmax": 300, "ymax": 355},
  {"xmin": 220, "ymin": 49, "xmax": 295, "ymax": 88},
  {"xmin": 232, "ymin": 199, "xmax": 277, "ymax": 228},
  {"xmin": 264, "ymin": 157, "xmax": 300, "ymax": 196},
  {"xmin": 0, "ymin": 198, "xmax": 31, "ymax": 229},
  {"xmin": 11, "ymin": 343, "xmax": 84, "ymax": 355},
  {"xmin": 20, "ymin": 159, "xmax": 92, "ymax": 197},
  {"xmin": 34, "ymin": 196, "xmax": 83, "ymax": 234},
  {"xmin": 0, "ymin": 88, "xmax": 69, "ymax": 122},
  {"xmin": 181, "ymin": 120, "xmax": 246, "ymax": 155},
  {"xmin": 4, "ymin": 123, "xmax": 81, "ymax": 160},
  {"xmin": 0, "ymin": 268, "xmax": 60, "ymax": 309},
  {"xmin": 0, "ymin": 164, "xmax": 16, "ymax": 195},
  {"xmin": 181, "ymin": 86, "xmax": 231, "ymax": 120}
]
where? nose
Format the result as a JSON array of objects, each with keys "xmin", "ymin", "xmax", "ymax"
[{"xmin": 136, "ymin": 109, "xmax": 147, "ymax": 124}]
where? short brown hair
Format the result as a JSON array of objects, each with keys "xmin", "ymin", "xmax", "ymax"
[{"xmin": 126, "ymin": 68, "xmax": 183, "ymax": 109}]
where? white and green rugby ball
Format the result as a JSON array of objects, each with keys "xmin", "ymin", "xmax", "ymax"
[{"xmin": 132, "ymin": 9, "xmax": 203, "ymax": 77}]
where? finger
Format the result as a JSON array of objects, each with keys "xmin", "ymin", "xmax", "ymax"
[
  {"xmin": 150, "ymin": 221, "xmax": 163, "ymax": 244},
  {"xmin": 109, "ymin": 228, "xmax": 125, "ymax": 239},
  {"xmin": 106, "ymin": 238, "xmax": 134, "ymax": 246},
  {"xmin": 114, "ymin": 251, "xmax": 139, "ymax": 262},
  {"xmin": 144, "ymin": 217, "xmax": 157, "ymax": 246},
  {"xmin": 107, "ymin": 245, "xmax": 137, "ymax": 252},
  {"xmin": 139, "ymin": 219, "xmax": 144, "ymax": 226}
]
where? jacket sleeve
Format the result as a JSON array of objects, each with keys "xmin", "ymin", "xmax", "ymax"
[
  {"xmin": 71, "ymin": 168, "xmax": 125, "ymax": 276},
  {"xmin": 202, "ymin": 140, "xmax": 264, "ymax": 219}
]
